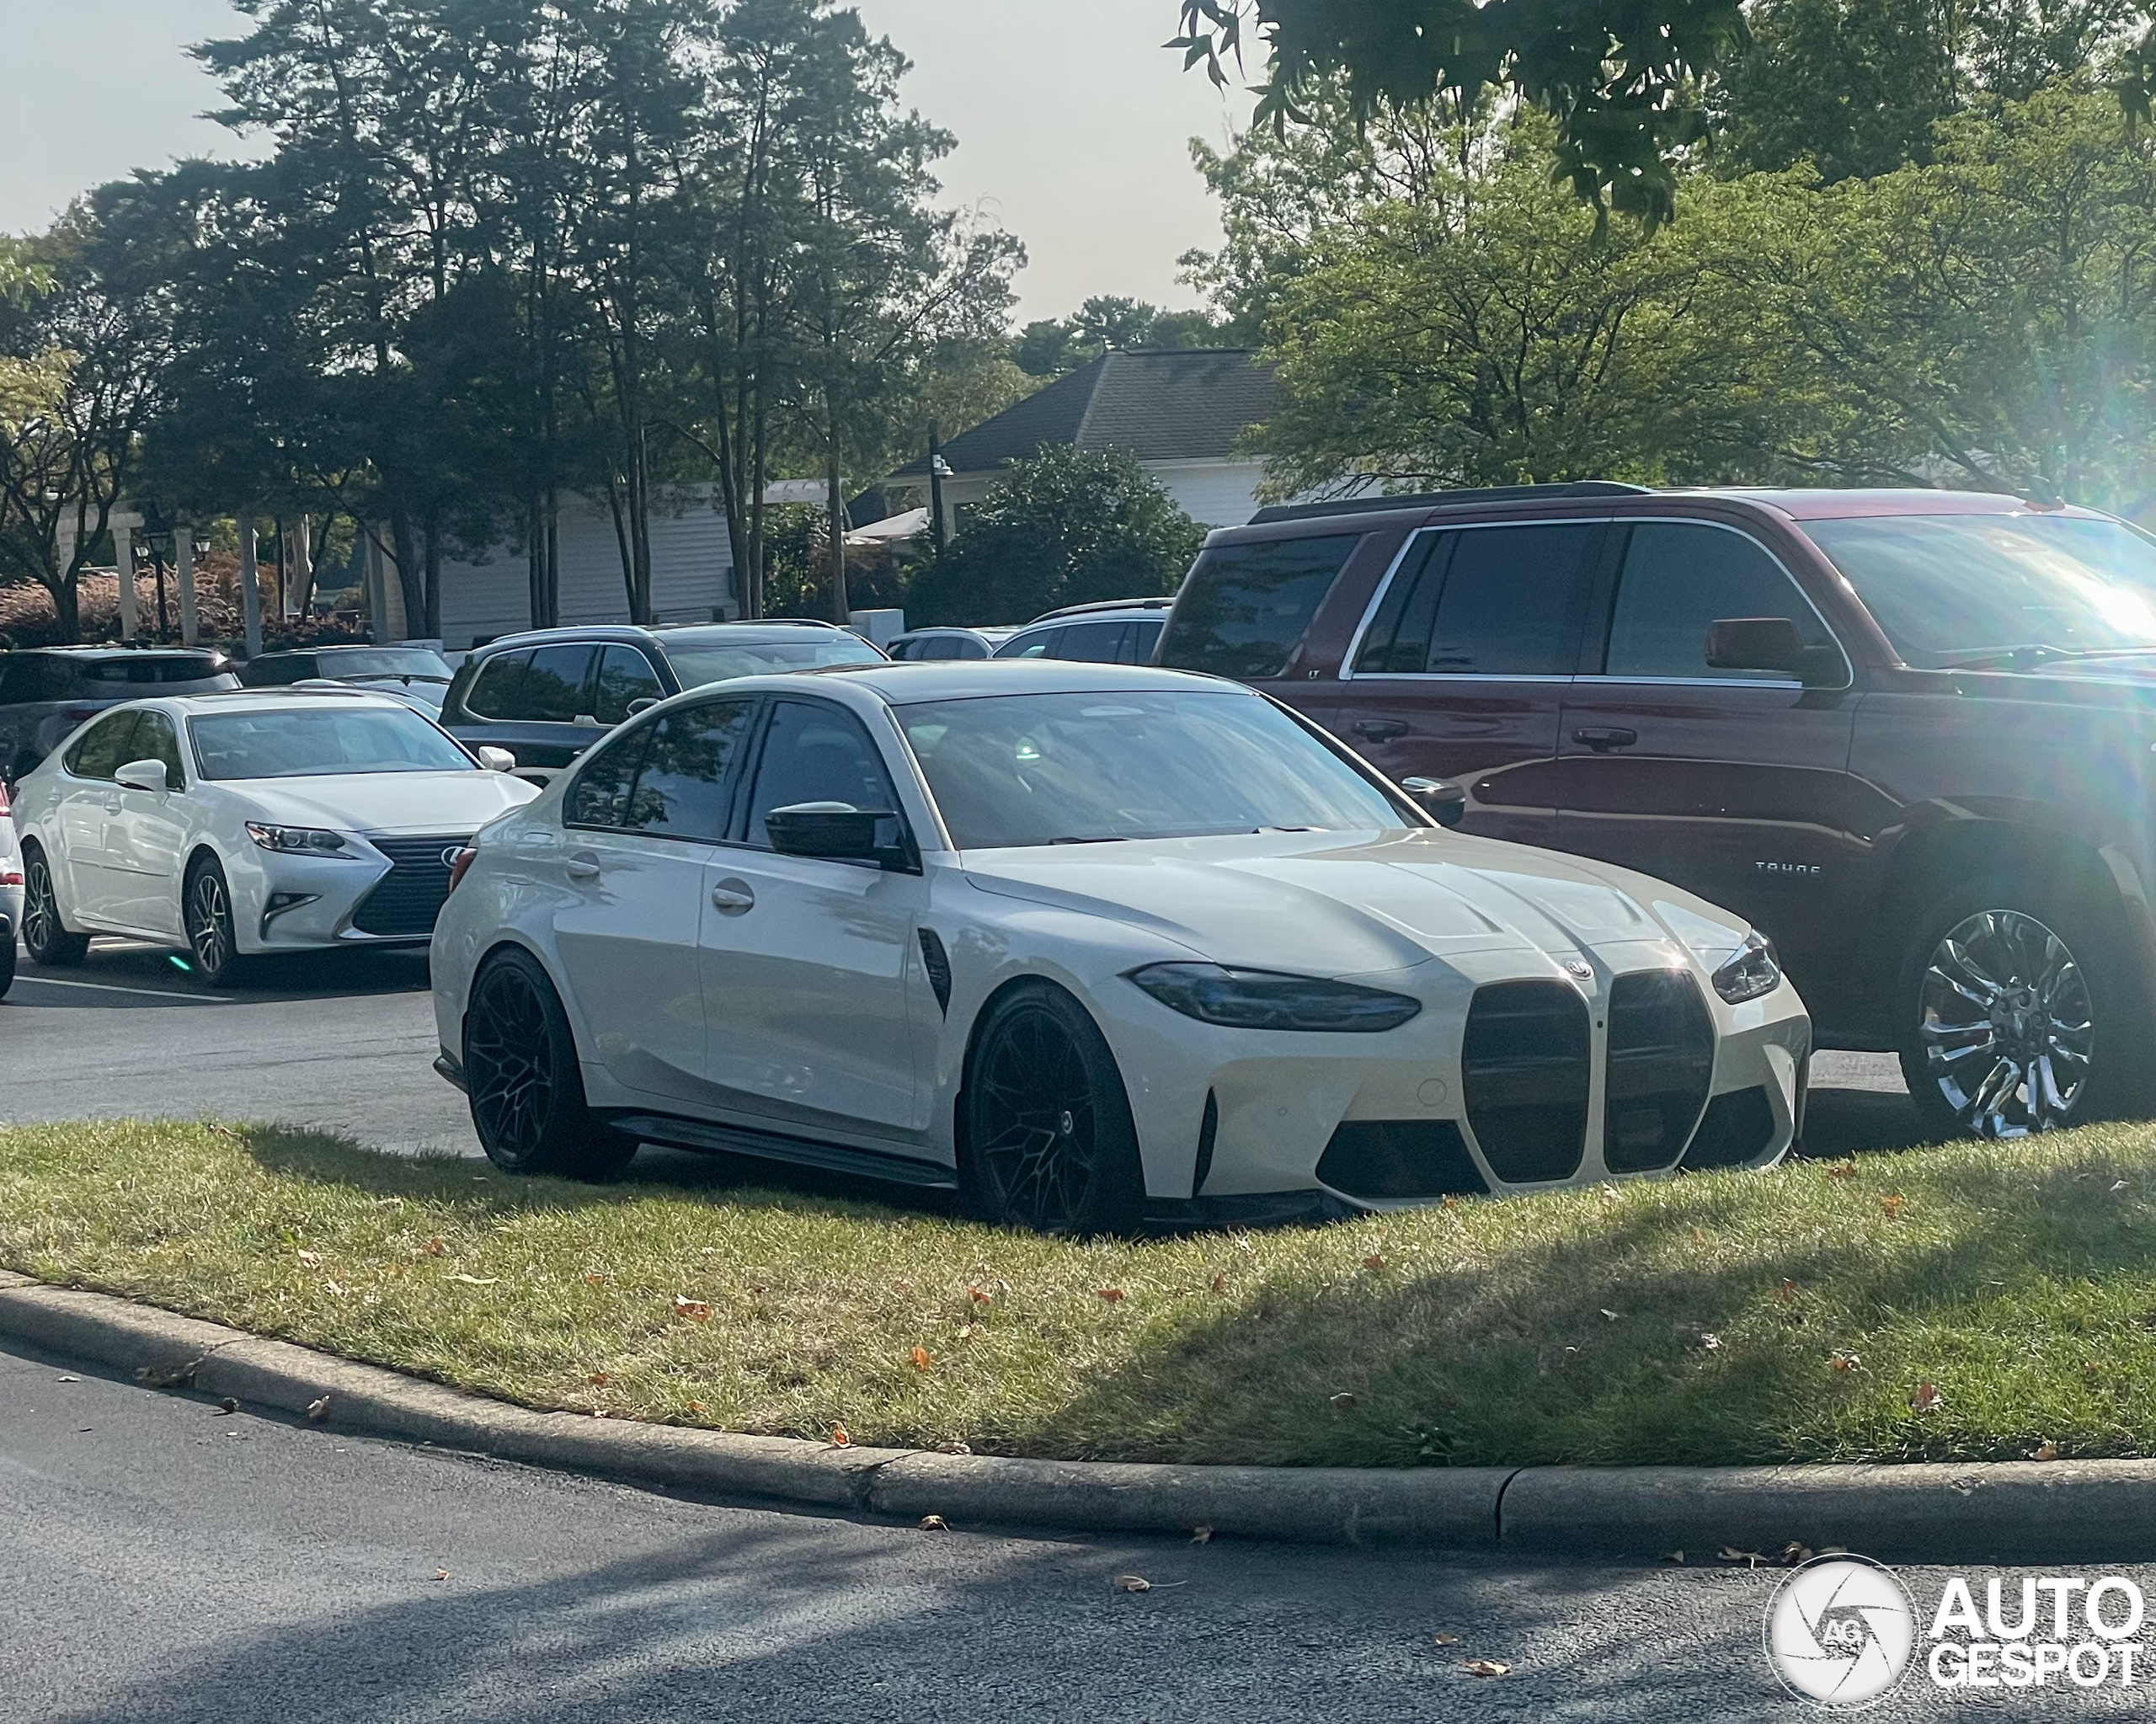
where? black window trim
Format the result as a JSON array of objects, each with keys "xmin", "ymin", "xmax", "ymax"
[
  {"xmin": 560, "ymin": 694, "xmax": 760, "ymax": 847},
  {"xmin": 1578, "ymin": 515, "xmax": 1854, "ymax": 693},
  {"xmin": 1337, "ymin": 517, "xmax": 1611, "ymax": 684}
]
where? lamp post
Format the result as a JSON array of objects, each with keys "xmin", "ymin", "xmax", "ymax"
[{"xmin": 928, "ymin": 429, "xmax": 952, "ymax": 554}]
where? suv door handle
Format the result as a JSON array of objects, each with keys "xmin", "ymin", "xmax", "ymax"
[
  {"xmin": 565, "ymin": 851, "xmax": 601, "ymax": 881},
  {"xmin": 711, "ymin": 879, "xmax": 755, "ymax": 915},
  {"xmin": 1572, "ymin": 727, "xmax": 1639, "ymax": 753},
  {"xmin": 1352, "ymin": 719, "xmax": 1409, "ymax": 742}
]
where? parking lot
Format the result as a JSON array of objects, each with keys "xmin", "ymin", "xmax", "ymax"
[{"xmin": 2, "ymin": 937, "xmax": 1926, "ymax": 1173}]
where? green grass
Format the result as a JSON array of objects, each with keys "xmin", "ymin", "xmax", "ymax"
[{"xmin": 8, "ymin": 1119, "xmax": 2156, "ymax": 1467}]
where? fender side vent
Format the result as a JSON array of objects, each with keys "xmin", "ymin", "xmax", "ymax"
[
  {"xmin": 1680, "ymin": 1086, "xmax": 1776, "ymax": 1170},
  {"xmin": 1193, "ymin": 1091, "xmax": 1219, "ymax": 1198},
  {"xmin": 1316, "ymin": 1120, "xmax": 1488, "ymax": 1200},
  {"xmin": 1462, "ymin": 980, "xmax": 1589, "ymax": 1183},
  {"xmin": 919, "ymin": 929, "xmax": 953, "ymax": 1015}
]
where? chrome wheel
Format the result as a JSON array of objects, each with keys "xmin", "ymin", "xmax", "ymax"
[
  {"xmin": 1917, "ymin": 910, "xmax": 2093, "ymax": 1137},
  {"xmin": 969, "ymin": 996, "xmax": 1127, "ymax": 1233},
  {"xmin": 186, "ymin": 868, "xmax": 234, "ymax": 979},
  {"xmin": 23, "ymin": 854, "xmax": 60, "ymax": 955},
  {"xmin": 467, "ymin": 961, "xmax": 557, "ymax": 1163}
]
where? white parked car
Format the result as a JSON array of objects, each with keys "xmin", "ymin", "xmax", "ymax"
[
  {"xmin": 0, "ymin": 775, "xmax": 23, "ymax": 1000},
  {"xmin": 13, "ymin": 691, "xmax": 538, "ymax": 986},
  {"xmin": 431, "ymin": 662, "xmax": 1812, "ymax": 1230}
]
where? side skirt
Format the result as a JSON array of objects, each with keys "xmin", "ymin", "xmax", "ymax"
[{"xmin": 596, "ymin": 1109, "xmax": 959, "ymax": 1192}]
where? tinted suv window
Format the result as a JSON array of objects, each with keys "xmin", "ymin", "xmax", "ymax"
[
  {"xmin": 568, "ymin": 701, "xmax": 753, "ymax": 841},
  {"xmin": 466, "ymin": 644, "xmax": 595, "ymax": 722},
  {"xmin": 1603, "ymin": 523, "xmax": 1841, "ymax": 681},
  {"xmin": 1357, "ymin": 525, "xmax": 1598, "ymax": 676},
  {"xmin": 744, "ymin": 700, "xmax": 900, "ymax": 850},
  {"xmin": 591, "ymin": 645, "xmax": 664, "ymax": 724},
  {"xmin": 1159, "ymin": 534, "xmax": 1361, "ymax": 679},
  {"xmin": 1058, "ymin": 622, "xmax": 1128, "ymax": 663},
  {"xmin": 0, "ymin": 656, "xmax": 76, "ymax": 703},
  {"xmin": 466, "ymin": 651, "xmax": 534, "ymax": 719},
  {"xmin": 66, "ymin": 711, "xmax": 140, "ymax": 780},
  {"xmin": 995, "ymin": 628, "xmax": 1063, "ymax": 660},
  {"xmin": 79, "ymin": 655, "xmax": 232, "ymax": 686}
]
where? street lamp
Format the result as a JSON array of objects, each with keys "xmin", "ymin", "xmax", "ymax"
[{"xmin": 928, "ymin": 430, "xmax": 953, "ymax": 554}]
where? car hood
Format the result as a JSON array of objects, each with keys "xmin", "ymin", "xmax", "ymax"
[
  {"xmin": 960, "ymin": 828, "xmax": 1751, "ymax": 976},
  {"xmin": 223, "ymin": 771, "xmax": 539, "ymax": 835}
]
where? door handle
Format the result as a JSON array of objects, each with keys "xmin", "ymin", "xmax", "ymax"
[
  {"xmin": 1352, "ymin": 719, "xmax": 1409, "ymax": 742},
  {"xmin": 711, "ymin": 879, "xmax": 755, "ymax": 915},
  {"xmin": 565, "ymin": 851, "xmax": 601, "ymax": 881},
  {"xmin": 1572, "ymin": 727, "xmax": 1639, "ymax": 754}
]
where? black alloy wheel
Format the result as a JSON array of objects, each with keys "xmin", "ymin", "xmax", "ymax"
[
  {"xmin": 962, "ymin": 981, "xmax": 1145, "ymax": 1235},
  {"xmin": 184, "ymin": 857, "xmax": 248, "ymax": 989},
  {"xmin": 20, "ymin": 845, "xmax": 89, "ymax": 968},
  {"xmin": 0, "ymin": 928, "xmax": 14, "ymax": 1001},
  {"xmin": 463, "ymin": 947, "xmax": 638, "ymax": 1180}
]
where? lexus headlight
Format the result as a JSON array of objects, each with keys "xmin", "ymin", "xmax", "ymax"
[
  {"xmin": 1126, "ymin": 963, "xmax": 1422, "ymax": 1033},
  {"xmin": 1710, "ymin": 930, "xmax": 1782, "ymax": 1005},
  {"xmin": 246, "ymin": 823, "xmax": 350, "ymax": 856}
]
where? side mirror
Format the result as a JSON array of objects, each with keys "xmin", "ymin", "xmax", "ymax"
[
  {"xmin": 115, "ymin": 758, "xmax": 169, "ymax": 794},
  {"xmin": 476, "ymin": 746, "xmax": 517, "ymax": 773},
  {"xmin": 627, "ymin": 697, "xmax": 661, "ymax": 717},
  {"xmin": 766, "ymin": 802, "xmax": 908, "ymax": 867},
  {"xmin": 1401, "ymin": 776, "xmax": 1468, "ymax": 828},
  {"xmin": 1705, "ymin": 617, "xmax": 1843, "ymax": 686}
]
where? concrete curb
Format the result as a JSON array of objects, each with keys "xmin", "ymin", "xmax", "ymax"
[{"xmin": 8, "ymin": 1273, "xmax": 2155, "ymax": 1561}]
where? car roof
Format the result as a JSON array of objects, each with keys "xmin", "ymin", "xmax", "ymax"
[
  {"xmin": 138, "ymin": 688, "xmax": 420, "ymax": 717},
  {"xmin": 1020, "ymin": 599, "xmax": 1176, "ymax": 627},
  {"xmin": 1702, "ymin": 488, "xmax": 2117, "ymax": 522},
  {"xmin": 476, "ymin": 620, "xmax": 857, "ymax": 654},
  {"xmin": 8, "ymin": 644, "xmax": 228, "ymax": 661},
  {"xmin": 690, "ymin": 659, "xmax": 1232, "ymax": 707}
]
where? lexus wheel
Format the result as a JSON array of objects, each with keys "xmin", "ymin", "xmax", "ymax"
[
  {"xmin": 20, "ymin": 845, "xmax": 89, "ymax": 968},
  {"xmin": 1898, "ymin": 874, "xmax": 2148, "ymax": 1140},
  {"xmin": 184, "ymin": 856, "xmax": 249, "ymax": 989},
  {"xmin": 463, "ymin": 946, "xmax": 638, "ymax": 1180},
  {"xmin": 961, "ymin": 980, "xmax": 1145, "ymax": 1235}
]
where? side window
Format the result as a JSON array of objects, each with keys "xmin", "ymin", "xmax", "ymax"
[
  {"xmin": 887, "ymin": 638, "xmax": 920, "ymax": 660},
  {"xmin": 567, "ymin": 726, "xmax": 652, "ymax": 829},
  {"xmin": 997, "ymin": 629, "xmax": 1062, "ymax": 660},
  {"xmin": 744, "ymin": 700, "xmax": 901, "ymax": 851},
  {"xmin": 1603, "ymin": 523, "xmax": 1844, "ymax": 681},
  {"xmin": 65, "ymin": 712, "xmax": 140, "ymax": 781},
  {"xmin": 591, "ymin": 645, "xmax": 664, "ymax": 725},
  {"xmin": 1359, "ymin": 525, "xmax": 1598, "ymax": 677},
  {"xmin": 465, "ymin": 651, "xmax": 535, "ymax": 719},
  {"xmin": 526, "ymin": 644, "xmax": 597, "ymax": 722},
  {"xmin": 955, "ymin": 637, "xmax": 991, "ymax": 660},
  {"xmin": 0, "ymin": 657, "xmax": 76, "ymax": 703},
  {"xmin": 1157, "ymin": 533, "xmax": 1363, "ymax": 679},
  {"xmin": 128, "ymin": 712, "xmax": 187, "ymax": 787},
  {"xmin": 921, "ymin": 637, "xmax": 965, "ymax": 660},
  {"xmin": 1057, "ymin": 623, "xmax": 1128, "ymax": 664},
  {"xmin": 1124, "ymin": 620, "xmax": 1164, "ymax": 664},
  {"xmin": 623, "ymin": 702, "xmax": 755, "ymax": 841}
]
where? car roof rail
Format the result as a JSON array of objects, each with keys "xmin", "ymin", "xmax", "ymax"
[
  {"xmin": 1248, "ymin": 481, "xmax": 1654, "ymax": 525},
  {"xmin": 1029, "ymin": 597, "xmax": 1177, "ymax": 623}
]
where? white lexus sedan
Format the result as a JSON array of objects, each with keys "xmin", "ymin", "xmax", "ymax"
[
  {"xmin": 431, "ymin": 662, "xmax": 1812, "ymax": 1230},
  {"xmin": 0, "ymin": 775, "xmax": 22, "ymax": 999},
  {"xmin": 13, "ymin": 691, "xmax": 537, "ymax": 985}
]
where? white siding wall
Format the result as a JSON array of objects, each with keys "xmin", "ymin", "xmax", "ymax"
[
  {"xmin": 438, "ymin": 490, "xmax": 738, "ymax": 649},
  {"xmin": 1143, "ymin": 460, "xmax": 1269, "ymax": 528}
]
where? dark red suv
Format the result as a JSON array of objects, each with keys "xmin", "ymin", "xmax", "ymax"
[{"xmin": 1159, "ymin": 483, "xmax": 2156, "ymax": 1141}]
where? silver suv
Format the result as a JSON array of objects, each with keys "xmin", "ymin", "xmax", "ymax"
[{"xmin": 990, "ymin": 599, "xmax": 1174, "ymax": 665}]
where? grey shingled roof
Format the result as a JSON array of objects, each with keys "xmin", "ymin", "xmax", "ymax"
[{"xmin": 893, "ymin": 349, "xmax": 1277, "ymax": 477}]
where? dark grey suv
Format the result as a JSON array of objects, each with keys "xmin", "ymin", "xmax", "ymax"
[{"xmin": 0, "ymin": 647, "xmax": 238, "ymax": 783}]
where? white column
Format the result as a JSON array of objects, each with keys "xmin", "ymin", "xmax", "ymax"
[
  {"xmin": 238, "ymin": 514, "xmax": 264, "ymax": 660},
  {"xmin": 110, "ymin": 515, "xmax": 138, "ymax": 640},
  {"xmin": 174, "ymin": 526, "xmax": 199, "ymax": 646},
  {"xmin": 291, "ymin": 516, "xmax": 313, "ymax": 618}
]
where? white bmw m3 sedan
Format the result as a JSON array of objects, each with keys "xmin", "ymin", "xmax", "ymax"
[
  {"xmin": 12, "ymin": 691, "xmax": 537, "ymax": 985},
  {"xmin": 431, "ymin": 662, "xmax": 1812, "ymax": 1230}
]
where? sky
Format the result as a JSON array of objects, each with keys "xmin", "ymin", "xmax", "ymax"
[{"xmin": 0, "ymin": 0, "xmax": 1241, "ymax": 322}]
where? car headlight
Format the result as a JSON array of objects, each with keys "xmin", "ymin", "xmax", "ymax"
[
  {"xmin": 1710, "ymin": 930, "xmax": 1782, "ymax": 1004},
  {"xmin": 1126, "ymin": 963, "xmax": 1422, "ymax": 1032},
  {"xmin": 246, "ymin": 822, "xmax": 350, "ymax": 856}
]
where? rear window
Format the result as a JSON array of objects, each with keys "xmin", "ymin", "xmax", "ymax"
[
  {"xmin": 77, "ymin": 655, "xmax": 234, "ymax": 687},
  {"xmin": 0, "ymin": 656, "xmax": 77, "ymax": 703},
  {"xmin": 1158, "ymin": 535, "xmax": 1362, "ymax": 679}
]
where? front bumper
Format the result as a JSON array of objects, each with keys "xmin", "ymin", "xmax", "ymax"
[{"xmin": 229, "ymin": 832, "xmax": 471, "ymax": 954}]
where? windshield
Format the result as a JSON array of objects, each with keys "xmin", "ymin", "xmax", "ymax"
[
  {"xmin": 190, "ymin": 707, "xmax": 477, "ymax": 780},
  {"xmin": 1803, "ymin": 513, "xmax": 2156, "ymax": 666},
  {"xmin": 896, "ymin": 690, "xmax": 1411, "ymax": 849},
  {"xmin": 662, "ymin": 635, "xmax": 885, "ymax": 688},
  {"xmin": 324, "ymin": 649, "xmax": 454, "ymax": 681}
]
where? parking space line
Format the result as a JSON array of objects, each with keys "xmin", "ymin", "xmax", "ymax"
[{"xmin": 10, "ymin": 975, "xmax": 230, "ymax": 1005}]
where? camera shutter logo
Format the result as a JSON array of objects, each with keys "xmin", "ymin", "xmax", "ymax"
[{"xmin": 1765, "ymin": 1556, "xmax": 1918, "ymax": 1707}]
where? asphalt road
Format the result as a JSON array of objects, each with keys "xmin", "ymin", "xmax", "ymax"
[
  {"xmin": 9, "ymin": 1337, "xmax": 2152, "ymax": 1724},
  {"xmin": 0, "ymin": 935, "xmax": 1923, "ymax": 1165}
]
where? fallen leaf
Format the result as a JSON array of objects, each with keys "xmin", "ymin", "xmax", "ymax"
[
  {"xmin": 1881, "ymin": 1194, "xmax": 1907, "ymax": 1219},
  {"xmin": 892, "ymin": 1278, "xmax": 915, "ymax": 1294},
  {"xmin": 433, "ymin": 1569, "xmax": 451, "ymax": 1582},
  {"xmin": 1777, "ymin": 1278, "xmax": 1796, "ymax": 1304},
  {"xmin": 588, "ymin": 1372, "xmax": 609, "ymax": 1386},
  {"xmin": 967, "ymin": 1285, "xmax": 992, "ymax": 1305},
  {"xmin": 1210, "ymin": 1273, "xmax": 1229, "ymax": 1294},
  {"xmin": 1097, "ymin": 1288, "xmax": 1125, "ymax": 1303},
  {"xmin": 1826, "ymin": 1160, "xmax": 1858, "ymax": 1180},
  {"xmin": 2031, "ymin": 1440, "xmax": 2060, "ymax": 1462},
  {"xmin": 956, "ymin": 1321, "xmax": 985, "ymax": 1341},
  {"xmin": 1598, "ymin": 1183, "xmax": 1620, "ymax": 1201},
  {"xmin": 1661, "ymin": 1551, "xmax": 1684, "ymax": 1565},
  {"xmin": 1190, "ymin": 1525, "xmax": 1214, "ymax": 1545},
  {"xmin": 910, "ymin": 1346, "xmax": 934, "ymax": 1371},
  {"xmin": 209, "ymin": 1124, "xmax": 241, "ymax": 1140},
  {"xmin": 1779, "ymin": 1542, "xmax": 1814, "ymax": 1566},
  {"xmin": 1911, "ymin": 1381, "xmax": 1945, "ymax": 1415},
  {"xmin": 422, "ymin": 1237, "xmax": 446, "ymax": 1257},
  {"xmin": 688, "ymin": 1401, "xmax": 707, "ymax": 1413},
  {"xmin": 1692, "ymin": 1227, "xmax": 1710, "ymax": 1246},
  {"xmin": 323, "ymin": 1278, "xmax": 346, "ymax": 1297},
  {"xmin": 1433, "ymin": 1632, "xmax": 1460, "ymax": 1646},
  {"xmin": 214, "ymin": 1397, "xmax": 238, "ymax": 1416},
  {"xmin": 1440, "ymin": 1196, "xmax": 1460, "ymax": 1209},
  {"xmin": 296, "ymin": 1250, "xmax": 322, "ymax": 1268},
  {"xmin": 454, "ymin": 1274, "xmax": 499, "ymax": 1286},
  {"xmin": 1720, "ymin": 1547, "xmax": 1768, "ymax": 1567},
  {"xmin": 673, "ymin": 1296, "xmax": 712, "ymax": 1321},
  {"xmin": 1461, "ymin": 1659, "xmax": 1511, "ymax": 1678},
  {"xmin": 1113, "ymin": 1574, "xmax": 1153, "ymax": 1593},
  {"xmin": 919, "ymin": 1514, "xmax": 948, "ymax": 1531},
  {"xmin": 306, "ymin": 1396, "xmax": 330, "ymax": 1422},
  {"xmin": 1600, "ymin": 1308, "xmax": 1621, "ymax": 1322},
  {"xmin": 57, "ymin": 1374, "xmax": 78, "ymax": 1383},
  {"xmin": 831, "ymin": 1424, "xmax": 851, "ymax": 1448},
  {"xmin": 1699, "ymin": 1332, "xmax": 1723, "ymax": 1352},
  {"xmin": 1329, "ymin": 1391, "xmax": 1358, "ymax": 1410},
  {"xmin": 584, "ymin": 1271, "xmax": 607, "ymax": 1284},
  {"xmin": 939, "ymin": 1440, "xmax": 973, "ymax": 1455},
  {"xmin": 1363, "ymin": 1254, "xmax": 1385, "ymax": 1270},
  {"xmin": 1832, "ymin": 1353, "xmax": 1862, "ymax": 1372},
  {"xmin": 2113, "ymin": 1180, "xmax": 2131, "ymax": 1193}
]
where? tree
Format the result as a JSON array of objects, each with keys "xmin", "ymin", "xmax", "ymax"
[
  {"xmin": 1013, "ymin": 296, "xmax": 1230, "ymax": 378},
  {"xmin": 904, "ymin": 446, "xmax": 1204, "ymax": 625}
]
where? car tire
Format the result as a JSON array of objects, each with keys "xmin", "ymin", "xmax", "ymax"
[
  {"xmin": 0, "ymin": 930, "xmax": 14, "ymax": 1001},
  {"xmin": 1897, "ymin": 868, "xmax": 2153, "ymax": 1140},
  {"xmin": 20, "ymin": 844, "xmax": 90, "ymax": 968},
  {"xmin": 183, "ymin": 855, "xmax": 252, "ymax": 990},
  {"xmin": 462, "ymin": 946, "xmax": 639, "ymax": 1181},
  {"xmin": 960, "ymin": 979, "xmax": 1147, "ymax": 1235}
]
